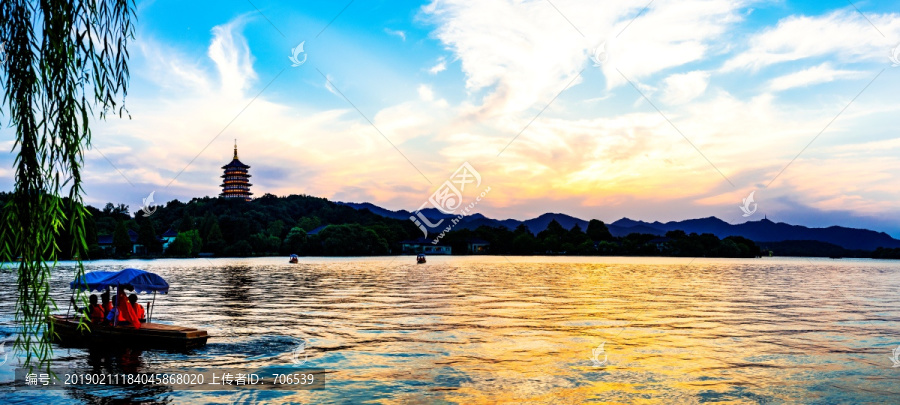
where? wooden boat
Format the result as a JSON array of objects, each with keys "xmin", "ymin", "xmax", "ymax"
[
  {"xmin": 417, "ymin": 254, "xmax": 426, "ymax": 264},
  {"xmin": 54, "ymin": 268, "xmax": 209, "ymax": 350},
  {"xmin": 289, "ymin": 254, "xmax": 299, "ymax": 264},
  {"xmin": 49, "ymin": 315, "xmax": 208, "ymax": 350}
]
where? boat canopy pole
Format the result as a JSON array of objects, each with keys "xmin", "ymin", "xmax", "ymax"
[
  {"xmin": 149, "ymin": 291, "xmax": 157, "ymax": 323},
  {"xmin": 113, "ymin": 285, "xmax": 118, "ymax": 326}
]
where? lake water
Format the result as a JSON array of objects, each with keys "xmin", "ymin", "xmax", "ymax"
[{"xmin": 1, "ymin": 256, "xmax": 900, "ymax": 403}]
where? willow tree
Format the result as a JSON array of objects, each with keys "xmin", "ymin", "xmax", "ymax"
[{"xmin": 0, "ymin": 0, "xmax": 134, "ymax": 369}]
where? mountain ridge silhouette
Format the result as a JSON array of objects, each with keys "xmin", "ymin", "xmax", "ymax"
[{"xmin": 337, "ymin": 202, "xmax": 900, "ymax": 251}]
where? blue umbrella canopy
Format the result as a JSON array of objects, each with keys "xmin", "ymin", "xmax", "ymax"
[
  {"xmin": 69, "ymin": 271, "xmax": 116, "ymax": 291},
  {"xmin": 70, "ymin": 268, "xmax": 169, "ymax": 294}
]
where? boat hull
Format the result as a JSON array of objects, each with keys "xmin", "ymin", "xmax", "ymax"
[{"xmin": 49, "ymin": 315, "xmax": 208, "ymax": 350}]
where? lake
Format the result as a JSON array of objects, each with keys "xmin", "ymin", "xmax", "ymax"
[{"xmin": 1, "ymin": 256, "xmax": 899, "ymax": 403}]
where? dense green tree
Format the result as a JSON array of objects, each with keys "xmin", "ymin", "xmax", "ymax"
[
  {"xmin": 873, "ymin": 247, "xmax": 900, "ymax": 259},
  {"xmin": 319, "ymin": 224, "xmax": 389, "ymax": 256},
  {"xmin": 113, "ymin": 221, "xmax": 133, "ymax": 257},
  {"xmin": 219, "ymin": 216, "xmax": 251, "ymax": 244},
  {"xmin": 166, "ymin": 230, "xmax": 201, "ymax": 257},
  {"xmin": 224, "ymin": 240, "xmax": 253, "ymax": 257},
  {"xmin": 205, "ymin": 221, "xmax": 226, "ymax": 255},
  {"xmin": 724, "ymin": 236, "xmax": 761, "ymax": 258},
  {"xmin": 511, "ymin": 232, "xmax": 538, "ymax": 255},
  {"xmin": 539, "ymin": 219, "xmax": 567, "ymax": 239},
  {"xmin": 249, "ymin": 232, "xmax": 281, "ymax": 254},
  {"xmin": 566, "ymin": 223, "xmax": 591, "ymax": 245},
  {"xmin": 198, "ymin": 211, "xmax": 216, "ymax": 239},
  {"xmin": 284, "ymin": 227, "xmax": 308, "ymax": 254},
  {"xmin": 177, "ymin": 210, "xmax": 194, "ymax": 232},
  {"xmin": 137, "ymin": 220, "xmax": 163, "ymax": 254},
  {"xmin": 267, "ymin": 220, "xmax": 285, "ymax": 238},
  {"xmin": 297, "ymin": 216, "xmax": 321, "ymax": 232},
  {"xmin": 714, "ymin": 239, "xmax": 741, "ymax": 257},
  {"xmin": 186, "ymin": 230, "xmax": 203, "ymax": 256},
  {"xmin": 166, "ymin": 234, "xmax": 191, "ymax": 257},
  {"xmin": 586, "ymin": 219, "xmax": 613, "ymax": 241},
  {"xmin": 513, "ymin": 223, "xmax": 532, "ymax": 236}
]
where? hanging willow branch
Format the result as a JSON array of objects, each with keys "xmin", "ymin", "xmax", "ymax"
[{"xmin": 0, "ymin": 0, "xmax": 134, "ymax": 370}]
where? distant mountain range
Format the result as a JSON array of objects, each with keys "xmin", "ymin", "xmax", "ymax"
[{"xmin": 338, "ymin": 202, "xmax": 900, "ymax": 251}]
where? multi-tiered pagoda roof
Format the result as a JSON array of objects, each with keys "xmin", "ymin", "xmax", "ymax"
[{"xmin": 220, "ymin": 142, "xmax": 252, "ymax": 201}]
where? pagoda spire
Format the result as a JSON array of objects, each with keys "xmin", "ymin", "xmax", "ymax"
[{"xmin": 234, "ymin": 139, "xmax": 239, "ymax": 159}]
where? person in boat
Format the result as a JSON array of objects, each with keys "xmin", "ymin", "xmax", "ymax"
[
  {"xmin": 69, "ymin": 294, "xmax": 106, "ymax": 324},
  {"xmin": 105, "ymin": 295, "xmax": 122, "ymax": 325},
  {"xmin": 114, "ymin": 288, "xmax": 141, "ymax": 328},
  {"xmin": 128, "ymin": 294, "xmax": 146, "ymax": 323},
  {"xmin": 101, "ymin": 290, "xmax": 112, "ymax": 313}
]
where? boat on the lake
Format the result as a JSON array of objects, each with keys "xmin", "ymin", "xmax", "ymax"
[
  {"xmin": 49, "ymin": 268, "xmax": 208, "ymax": 350},
  {"xmin": 289, "ymin": 254, "xmax": 299, "ymax": 264},
  {"xmin": 417, "ymin": 254, "xmax": 426, "ymax": 264}
]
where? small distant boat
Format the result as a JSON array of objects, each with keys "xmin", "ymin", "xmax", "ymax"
[
  {"xmin": 289, "ymin": 254, "xmax": 299, "ymax": 264},
  {"xmin": 50, "ymin": 268, "xmax": 208, "ymax": 350},
  {"xmin": 417, "ymin": 254, "xmax": 426, "ymax": 264}
]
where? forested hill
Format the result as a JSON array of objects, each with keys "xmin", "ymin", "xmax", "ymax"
[{"xmin": 81, "ymin": 193, "xmax": 423, "ymax": 258}]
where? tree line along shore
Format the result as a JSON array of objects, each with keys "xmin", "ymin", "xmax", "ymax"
[{"xmin": 3, "ymin": 192, "xmax": 892, "ymax": 260}]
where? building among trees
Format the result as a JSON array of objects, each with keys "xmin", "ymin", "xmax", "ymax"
[{"xmin": 220, "ymin": 141, "xmax": 253, "ymax": 201}]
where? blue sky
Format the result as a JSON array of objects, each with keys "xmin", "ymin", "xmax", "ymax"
[{"xmin": 3, "ymin": 0, "xmax": 900, "ymax": 235}]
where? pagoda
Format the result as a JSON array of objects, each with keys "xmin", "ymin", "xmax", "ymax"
[{"xmin": 219, "ymin": 141, "xmax": 253, "ymax": 201}]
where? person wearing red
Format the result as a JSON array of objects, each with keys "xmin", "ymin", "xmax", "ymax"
[
  {"xmin": 115, "ymin": 288, "xmax": 141, "ymax": 329},
  {"xmin": 128, "ymin": 294, "xmax": 146, "ymax": 323},
  {"xmin": 70, "ymin": 294, "xmax": 106, "ymax": 324}
]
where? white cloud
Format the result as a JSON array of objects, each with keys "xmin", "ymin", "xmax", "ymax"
[
  {"xmin": 722, "ymin": 9, "xmax": 900, "ymax": 71},
  {"xmin": 422, "ymin": 0, "xmax": 748, "ymax": 117},
  {"xmin": 767, "ymin": 62, "xmax": 865, "ymax": 91},
  {"xmin": 324, "ymin": 74, "xmax": 339, "ymax": 96},
  {"xmin": 428, "ymin": 57, "xmax": 447, "ymax": 74},
  {"xmin": 417, "ymin": 84, "xmax": 434, "ymax": 101},
  {"xmin": 661, "ymin": 71, "xmax": 710, "ymax": 104},
  {"xmin": 207, "ymin": 16, "xmax": 256, "ymax": 99},
  {"xmin": 385, "ymin": 28, "xmax": 407, "ymax": 41}
]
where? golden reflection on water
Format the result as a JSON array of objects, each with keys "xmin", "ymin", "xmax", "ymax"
[{"xmin": 2, "ymin": 256, "xmax": 900, "ymax": 403}]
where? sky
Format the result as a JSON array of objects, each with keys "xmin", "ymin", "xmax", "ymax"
[{"xmin": 2, "ymin": 0, "xmax": 900, "ymax": 236}]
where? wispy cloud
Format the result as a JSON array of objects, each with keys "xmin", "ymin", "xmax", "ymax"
[
  {"xmin": 767, "ymin": 62, "xmax": 866, "ymax": 91},
  {"xmin": 428, "ymin": 56, "xmax": 446, "ymax": 74},
  {"xmin": 722, "ymin": 9, "xmax": 900, "ymax": 72},
  {"xmin": 384, "ymin": 28, "xmax": 407, "ymax": 41},
  {"xmin": 324, "ymin": 73, "xmax": 338, "ymax": 96},
  {"xmin": 661, "ymin": 71, "xmax": 710, "ymax": 105}
]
